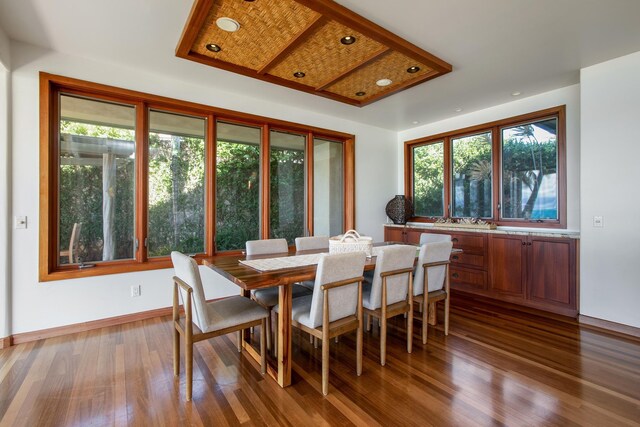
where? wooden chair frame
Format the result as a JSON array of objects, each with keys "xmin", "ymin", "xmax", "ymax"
[
  {"xmin": 172, "ymin": 276, "xmax": 266, "ymax": 401},
  {"xmin": 290, "ymin": 275, "xmax": 364, "ymax": 396},
  {"xmin": 364, "ymin": 267, "xmax": 414, "ymax": 366},
  {"xmin": 413, "ymin": 261, "xmax": 450, "ymax": 344}
]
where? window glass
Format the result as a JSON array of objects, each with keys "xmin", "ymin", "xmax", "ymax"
[
  {"xmin": 215, "ymin": 122, "xmax": 261, "ymax": 251},
  {"xmin": 313, "ymin": 138, "xmax": 343, "ymax": 236},
  {"xmin": 452, "ymin": 132, "xmax": 492, "ymax": 218},
  {"xmin": 501, "ymin": 118, "xmax": 558, "ymax": 220},
  {"xmin": 270, "ymin": 131, "xmax": 306, "ymax": 244},
  {"xmin": 413, "ymin": 142, "xmax": 444, "ymax": 217},
  {"xmin": 148, "ymin": 110, "xmax": 206, "ymax": 257},
  {"xmin": 58, "ymin": 94, "xmax": 136, "ymax": 264}
]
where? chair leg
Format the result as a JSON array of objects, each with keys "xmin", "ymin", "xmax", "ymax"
[
  {"xmin": 266, "ymin": 309, "xmax": 272, "ymax": 351},
  {"xmin": 186, "ymin": 334, "xmax": 193, "ymax": 401},
  {"xmin": 335, "ymin": 336, "xmax": 339, "ymax": 343},
  {"xmin": 356, "ymin": 328, "xmax": 363, "ymax": 376},
  {"xmin": 237, "ymin": 331, "xmax": 242, "ymax": 353},
  {"xmin": 173, "ymin": 326, "xmax": 180, "ymax": 376},
  {"xmin": 380, "ymin": 316, "xmax": 387, "ymax": 366},
  {"xmin": 444, "ymin": 297, "xmax": 450, "ymax": 336},
  {"xmin": 366, "ymin": 314, "xmax": 371, "ymax": 332},
  {"xmin": 422, "ymin": 296, "xmax": 429, "ymax": 345},
  {"xmin": 322, "ymin": 329, "xmax": 330, "ymax": 395},
  {"xmin": 313, "ymin": 336, "xmax": 318, "ymax": 349},
  {"xmin": 260, "ymin": 319, "xmax": 267, "ymax": 375},
  {"xmin": 407, "ymin": 306, "xmax": 413, "ymax": 354}
]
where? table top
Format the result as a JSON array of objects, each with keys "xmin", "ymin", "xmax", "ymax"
[{"xmin": 203, "ymin": 243, "xmax": 461, "ymax": 291}]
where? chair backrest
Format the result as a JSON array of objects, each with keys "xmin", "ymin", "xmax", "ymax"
[
  {"xmin": 308, "ymin": 252, "xmax": 366, "ymax": 328},
  {"xmin": 245, "ymin": 238, "xmax": 288, "ymax": 256},
  {"xmin": 413, "ymin": 241, "xmax": 453, "ymax": 295},
  {"xmin": 366, "ymin": 245, "xmax": 417, "ymax": 310},
  {"xmin": 419, "ymin": 233, "xmax": 452, "ymax": 246},
  {"xmin": 295, "ymin": 236, "xmax": 329, "ymax": 251},
  {"xmin": 171, "ymin": 251, "xmax": 210, "ymax": 331},
  {"xmin": 69, "ymin": 222, "xmax": 82, "ymax": 263}
]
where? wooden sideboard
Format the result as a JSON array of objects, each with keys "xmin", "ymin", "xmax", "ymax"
[{"xmin": 384, "ymin": 225, "xmax": 578, "ymax": 317}]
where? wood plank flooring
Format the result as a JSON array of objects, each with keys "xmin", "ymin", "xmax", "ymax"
[{"xmin": 1, "ymin": 294, "xmax": 639, "ymax": 426}]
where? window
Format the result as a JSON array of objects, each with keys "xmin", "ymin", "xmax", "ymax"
[
  {"xmin": 40, "ymin": 73, "xmax": 355, "ymax": 280},
  {"xmin": 405, "ymin": 106, "xmax": 565, "ymax": 227},
  {"xmin": 313, "ymin": 138, "xmax": 344, "ymax": 236},
  {"xmin": 412, "ymin": 142, "xmax": 444, "ymax": 217},
  {"xmin": 58, "ymin": 95, "xmax": 136, "ymax": 265}
]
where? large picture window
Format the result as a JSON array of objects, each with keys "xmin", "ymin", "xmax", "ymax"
[
  {"xmin": 40, "ymin": 73, "xmax": 355, "ymax": 281},
  {"xmin": 405, "ymin": 106, "xmax": 565, "ymax": 228}
]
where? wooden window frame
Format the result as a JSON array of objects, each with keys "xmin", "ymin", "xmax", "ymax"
[
  {"xmin": 404, "ymin": 106, "xmax": 566, "ymax": 228},
  {"xmin": 39, "ymin": 73, "xmax": 355, "ymax": 281}
]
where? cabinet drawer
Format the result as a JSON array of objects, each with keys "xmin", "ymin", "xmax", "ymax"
[
  {"xmin": 450, "ymin": 252, "xmax": 484, "ymax": 268},
  {"xmin": 450, "ymin": 234, "xmax": 485, "ymax": 253},
  {"xmin": 450, "ymin": 266, "xmax": 487, "ymax": 290}
]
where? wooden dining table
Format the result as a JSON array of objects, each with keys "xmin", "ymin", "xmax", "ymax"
[{"xmin": 203, "ymin": 243, "xmax": 461, "ymax": 388}]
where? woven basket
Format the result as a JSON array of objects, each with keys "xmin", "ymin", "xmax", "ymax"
[{"xmin": 329, "ymin": 230, "xmax": 373, "ymax": 257}]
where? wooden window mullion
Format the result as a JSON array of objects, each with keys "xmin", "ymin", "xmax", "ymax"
[
  {"xmin": 135, "ymin": 101, "xmax": 148, "ymax": 263},
  {"xmin": 206, "ymin": 115, "xmax": 216, "ymax": 255}
]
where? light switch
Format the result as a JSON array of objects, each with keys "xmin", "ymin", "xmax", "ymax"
[
  {"xmin": 593, "ymin": 216, "xmax": 604, "ymax": 228},
  {"xmin": 15, "ymin": 216, "xmax": 27, "ymax": 229}
]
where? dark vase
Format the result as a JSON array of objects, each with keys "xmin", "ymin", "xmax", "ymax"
[{"xmin": 385, "ymin": 195, "xmax": 413, "ymax": 224}]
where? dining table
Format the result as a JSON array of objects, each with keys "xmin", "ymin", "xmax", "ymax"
[{"xmin": 203, "ymin": 243, "xmax": 461, "ymax": 388}]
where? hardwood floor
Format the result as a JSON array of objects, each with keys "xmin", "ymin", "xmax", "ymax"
[{"xmin": 1, "ymin": 294, "xmax": 639, "ymax": 426}]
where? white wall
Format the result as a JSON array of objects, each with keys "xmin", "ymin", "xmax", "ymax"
[
  {"xmin": 10, "ymin": 41, "xmax": 397, "ymax": 334},
  {"xmin": 580, "ymin": 51, "xmax": 640, "ymax": 328},
  {"xmin": 0, "ymin": 23, "xmax": 11, "ymax": 339},
  {"xmin": 397, "ymin": 85, "xmax": 581, "ymax": 231}
]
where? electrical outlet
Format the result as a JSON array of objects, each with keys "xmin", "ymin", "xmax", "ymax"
[
  {"xmin": 131, "ymin": 285, "xmax": 141, "ymax": 297},
  {"xmin": 593, "ymin": 216, "xmax": 604, "ymax": 228}
]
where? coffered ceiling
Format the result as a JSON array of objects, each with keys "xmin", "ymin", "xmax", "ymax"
[{"xmin": 176, "ymin": 0, "xmax": 451, "ymax": 106}]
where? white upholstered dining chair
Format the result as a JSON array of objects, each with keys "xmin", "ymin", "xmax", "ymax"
[
  {"xmin": 246, "ymin": 238, "xmax": 312, "ymax": 352},
  {"xmin": 171, "ymin": 251, "xmax": 268, "ymax": 401},
  {"xmin": 363, "ymin": 244, "xmax": 417, "ymax": 366},
  {"xmin": 294, "ymin": 236, "xmax": 330, "ymax": 290},
  {"xmin": 275, "ymin": 251, "xmax": 366, "ymax": 395},
  {"xmin": 413, "ymin": 240, "xmax": 453, "ymax": 344},
  {"xmin": 419, "ymin": 232, "xmax": 452, "ymax": 246}
]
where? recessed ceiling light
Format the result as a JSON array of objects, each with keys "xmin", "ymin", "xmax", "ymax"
[
  {"xmin": 293, "ymin": 71, "xmax": 306, "ymax": 78},
  {"xmin": 216, "ymin": 17, "xmax": 241, "ymax": 32},
  {"xmin": 355, "ymin": 91, "xmax": 366, "ymax": 96},
  {"xmin": 412, "ymin": 121, "xmax": 419, "ymax": 125},
  {"xmin": 340, "ymin": 36, "xmax": 356, "ymax": 45},
  {"xmin": 376, "ymin": 78, "xmax": 392, "ymax": 87},
  {"xmin": 455, "ymin": 107, "xmax": 463, "ymax": 112},
  {"xmin": 511, "ymin": 91, "xmax": 522, "ymax": 96},
  {"xmin": 407, "ymin": 66, "xmax": 420, "ymax": 73},
  {"xmin": 205, "ymin": 43, "xmax": 222, "ymax": 52}
]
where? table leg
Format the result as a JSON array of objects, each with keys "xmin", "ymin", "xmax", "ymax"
[{"xmin": 277, "ymin": 283, "xmax": 292, "ymax": 387}]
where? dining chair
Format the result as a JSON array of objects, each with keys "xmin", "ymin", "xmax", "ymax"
[
  {"xmin": 419, "ymin": 232, "xmax": 452, "ymax": 246},
  {"xmin": 294, "ymin": 236, "xmax": 330, "ymax": 290},
  {"xmin": 413, "ymin": 241, "xmax": 453, "ymax": 344},
  {"xmin": 275, "ymin": 251, "xmax": 366, "ymax": 395},
  {"xmin": 171, "ymin": 251, "xmax": 268, "ymax": 401},
  {"xmin": 363, "ymin": 244, "xmax": 417, "ymax": 366},
  {"xmin": 59, "ymin": 222, "xmax": 82, "ymax": 264},
  {"xmin": 246, "ymin": 238, "xmax": 312, "ymax": 352}
]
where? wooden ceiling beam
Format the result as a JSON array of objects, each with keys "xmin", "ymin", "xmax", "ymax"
[
  {"xmin": 315, "ymin": 47, "xmax": 390, "ymax": 91},
  {"xmin": 257, "ymin": 15, "xmax": 327, "ymax": 75},
  {"xmin": 176, "ymin": 0, "xmax": 214, "ymax": 57}
]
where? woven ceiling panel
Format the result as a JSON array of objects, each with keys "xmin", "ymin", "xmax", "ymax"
[
  {"xmin": 268, "ymin": 21, "xmax": 385, "ymax": 88},
  {"xmin": 191, "ymin": 0, "xmax": 319, "ymax": 70},
  {"xmin": 326, "ymin": 51, "xmax": 433, "ymax": 101},
  {"xmin": 178, "ymin": 0, "xmax": 451, "ymax": 106}
]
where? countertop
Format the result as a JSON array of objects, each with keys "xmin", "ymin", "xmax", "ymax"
[{"xmin": 385, "ymin": 222, "xmax": 580, "ymax": 239}]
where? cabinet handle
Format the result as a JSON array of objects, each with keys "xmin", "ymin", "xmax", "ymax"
[
  {"xmin": 527, "ymin": 242, "xmax": 532, "ymax": 246},
  {"xmin": 452, "ymin": 255, "xmax": 459, "ymax": 260},
  {"xmin": 452, "ymin": 273, "xmax": 459, "ymax": 278},
  {"xmin": 522, "ymin": 241, "xmax": 526, "ymax": 246},
  {"xmin": 452, "ymin": 238, "xmax": 458, "ymax": 243}
]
